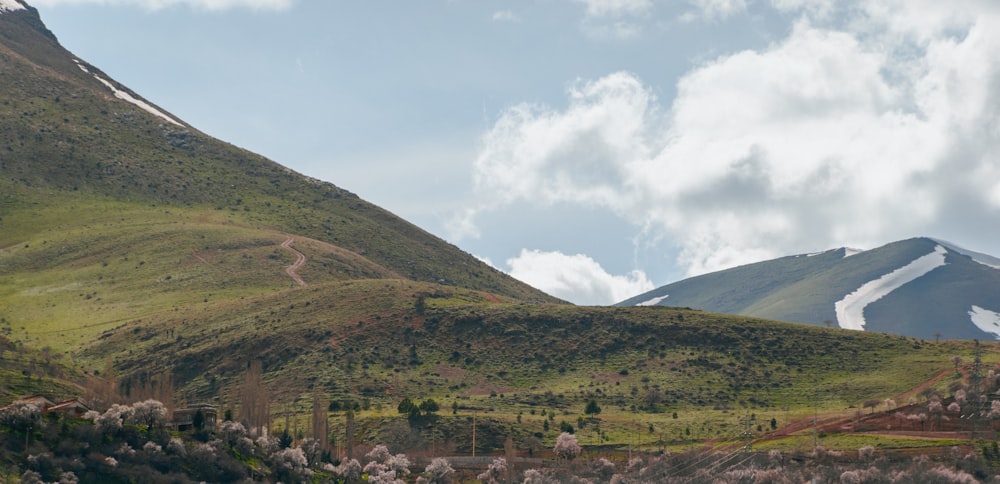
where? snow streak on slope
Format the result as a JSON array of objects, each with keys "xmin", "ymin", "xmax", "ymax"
[
  {"xmin": 635, "ymin": 294, "xmax": 668, "ymax": 306},
  {"xmin": 93, "ymin": 75, "xmax": 183, "ymax": 126},
  {"xmin": 73, "ymin": 59, "xmax": 183, "ymax": 127},
  {"xmin": 969, "ymin": 306, "xmax": 1000, "ymax": 341},
  {"xmin": 834, "ymin": 245, "xmax": 948, "ymax": 331},
  {"xmin": 73, "ymin": 59, "xmax": 89, "ymax": 74}
]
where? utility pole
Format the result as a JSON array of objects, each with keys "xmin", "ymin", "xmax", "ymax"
[
  {"xmin": 740, "ymin": 413, "xmax": 754, "ymax": 454},
  {"xmin": 627, "ymin": 417, "xmax": 633, "ymax": 461},
  {"xmin": 472, "ymin": 413, "xmax": 477, "ymax": 458},
  {"xmin": 970, "ymin": 340, "xmax": 984, "ymax": 439},
  {"xmin": 813, "ymin": 377, "xmax": 819, "ymax": 451}
]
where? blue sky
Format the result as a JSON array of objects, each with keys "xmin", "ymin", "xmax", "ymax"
[{"xmin": 26, "ymin": 0, "xmax": 1000, "ymax": 305}]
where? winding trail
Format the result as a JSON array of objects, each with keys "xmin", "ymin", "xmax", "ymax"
[{"xmin": 280, "ymin": 236, "xmax": 308, "ymax": 287}]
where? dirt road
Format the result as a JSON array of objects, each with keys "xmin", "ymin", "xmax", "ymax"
[{"xmin": 281, "ymin": 236, "xmax": 308, "ymax": 287}]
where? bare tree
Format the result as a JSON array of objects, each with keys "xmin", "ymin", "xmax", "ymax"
[
  {"xmin": 240, "ymin": 359, "xmax": 270, "ymax": 435},
  {"xmin": 928, "ymin": 400, "xmax": 943, "ymax": 430},
  {"xmin": 345, "ymin": 409, "xmax": 356, "ymax": 460},
  {"xmin": 863, "ymin": 399, "xmax": 881, "ymax": 414},
  {"xmin": 312, "ymin": 390, "xmax": 329, "ymax": 452}
]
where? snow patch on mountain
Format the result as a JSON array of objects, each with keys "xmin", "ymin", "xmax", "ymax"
[
  {"xmin": 969, "ymin": 306, "xmax": 1000, "ymax": 340},
  {"xmin": 834, "ymin": 245, "xmax": 948, "ymax": 331},
  {"xmin": 73, "ymin": 59, "xmax": 90, "ymax": 74},
  {"xmin": 844, "ymin": 248, "xmax": 864, "ymax": 258},
  {"xmin": 91, "ymin": 72, "xmax": 183, "ymax": 127},
  {"xmin": 635, "ymin": 294, "xmax": 668, "ymax": 306},
  {"xmin": 0, "ymin": 0, "xmax": 25, "ymax": 12},
  {"xmin": 932, "ymin": 238, "xmax": 1000, "ymax": 270}
]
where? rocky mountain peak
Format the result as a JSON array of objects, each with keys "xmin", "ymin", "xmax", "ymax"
[{"xmin": 0, "ymin": 0, "xmax": 57, "ymax": 42}]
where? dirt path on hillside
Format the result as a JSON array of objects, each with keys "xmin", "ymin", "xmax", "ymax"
[
  {"xmin": 759, "ymin": 368, "xmax": 961, "ymax": 444},
  {"xmin": 893, "ymin": 368, "xmax": 955, "ymax": 404},
  {"xmin": 281, "ymin": 236, "xmax": 308, "ymax": 287}
]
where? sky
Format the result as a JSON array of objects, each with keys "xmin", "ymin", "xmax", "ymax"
[{"xmin": 25, "ymin": 0, "xmax": 1000, "ymax": 305}]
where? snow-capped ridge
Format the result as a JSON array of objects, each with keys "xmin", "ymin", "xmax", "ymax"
[
  {"xmin": 931, "ymin": 238, "xmax": 1000, "ymax": 270},
  {"xmin": 834, "ymin": 245, "xmax": 948, "ymax": 331},
  {"xmin": 844, "ymin": 247, "xmax": 863, "ymax": 258},
  {"xmin": 0, "ymin": 0, "xmax": 25, "ymax": 13}
]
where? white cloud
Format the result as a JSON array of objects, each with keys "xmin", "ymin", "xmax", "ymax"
[
  {"xmin": 470, "ymin": 72, "xmax": 654, "ymax": 211},
  {"xmin": 580, "ymin": 20, "xmax": 644, "ymax": 39},
  {"xmin": 460, "ymin": 3, "xmax": 1000, "ymax": 280},
  {"xmin": 492, "ymin": 10, "xmax": 519, "ymax": 22},
  {"xmin": 573, "ymin": 0, "xmax": 651, "ymax": 39},
  {"xmin": 768, "ymin": 0, "xmax": 836, "ymax": 19},
  {"xmin": 682, "ymin": 0, "xmax": 747, "ymax": 21},
  {"xmin": 29, "ymin": 0, "xmax": 291, "ymax": 11},
  {"xmin": 506, "ymin": 249, "xmax": 653, "ymax": 305},
  {"xmin": 574, "ymin": 0, "xmax": 651, "ymax": 18}
]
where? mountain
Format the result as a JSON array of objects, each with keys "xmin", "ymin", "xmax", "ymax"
[
  {"xmin": 0, "ymin": 2, "xmax": 558, "ymax": 303},
  {"xmin": 1, "ymin": 0, "xmax": 567, "ymax": 396},
  {"xmin": 619, "ymin": 237, "xmax": 1000, "ymax": 341}
]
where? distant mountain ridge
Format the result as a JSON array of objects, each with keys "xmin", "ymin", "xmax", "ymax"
[{"xmin": 619, "ymin": 237, "xmax": 1000, "ymax": 341}]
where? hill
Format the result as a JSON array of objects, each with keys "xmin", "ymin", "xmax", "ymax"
[
  {"xmin": 0, "ymin": 1, "xmax": 558, "ymax": 306},
  {"xmin": 619, "ymin": 238, "xmax": 1000, "ymax": 341},
  {"xmin": 0, "ymin": 0, "xmax": 561, "ymax": 355}
]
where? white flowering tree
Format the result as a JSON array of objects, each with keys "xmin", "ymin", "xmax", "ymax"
[
  {"xmin": 522, "ymin": 469, "xmax": 549, "ymax": 484},
  {"xmin": 95, "ymin": 404, "xmax": 133, "ymax": 434},
  {"xmin": 476, "ymin": 457, "xmax": 507, "ymax": 484},
  {"xmin": 553, "ymin": 432, "xmax": 581, "ymax": 462},
  {"xmin": 422, "ymin": 457, "xmax": 454, "ymax": 484},
  {"xmin": 364, "ymin": 444, "xmax": 410, "ymax": 484},
  {"xmin": 334, "ymin": 458, "xmax": 362, "ymax": 483},
  {"xmin": 129, "ymin": 399, "xmax": 168, "ymax": 430},
  {"xmin": 0, "ymin": 402, "xmax": 41, "ymax": 435},
  {"xmin": 988, "ymin": 399, "xmax": 1000, "ymax": 419},
  {"xmin": 858, "ymin": 445, "xmax": 874, "ymax": 461}
]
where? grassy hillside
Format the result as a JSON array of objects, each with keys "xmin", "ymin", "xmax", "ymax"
[
  {"xmin": 78, "ymin": 282, "xmax": 998, "ymax": 450},
  {"xmin": 0, "ymin": 334, "xmax": 82, "ymax": 404},
  {"xmin": 0, "ymin": 13, "xmax": 559, "ymax": 305}
]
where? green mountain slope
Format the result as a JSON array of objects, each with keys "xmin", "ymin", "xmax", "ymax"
[
  {"xmin": 0, "ymin": 4, "xmax": 557, "ymax": 302},
  {"xmin": 77, "ymin": 276, "xmax": 972, "ymax": 409}
]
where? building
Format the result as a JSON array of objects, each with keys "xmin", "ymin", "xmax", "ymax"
[
  {"xmin": 170, "ymin": 404, "xmax": 218, "ymax": 431},
  {"xmin": 48, "ymin": 399, "xmax": 91, "ymax": 418}
]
